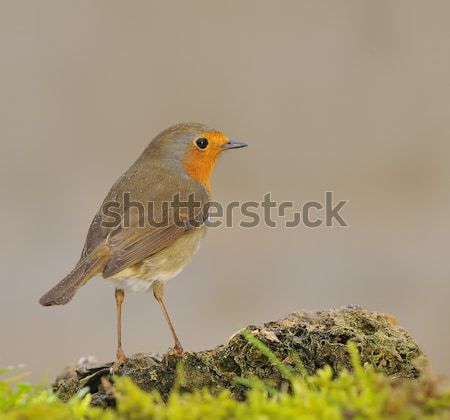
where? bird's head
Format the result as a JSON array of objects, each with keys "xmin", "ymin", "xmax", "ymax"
[{"xmin": 149, "ymin": 122, "xmax": 247, "ymax": 192}]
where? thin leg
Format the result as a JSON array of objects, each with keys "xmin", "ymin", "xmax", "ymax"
[
  {"xmin": 153, "ymin": 281, "xmax": 184, "ymax": 355},
  {"xmin": 115, "ymin": 288, "xmax": 128, "ymax": 365}
]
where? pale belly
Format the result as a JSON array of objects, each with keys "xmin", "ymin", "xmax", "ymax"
[{"xmin": 107, "ymin": 226, "xmax": 207, "ymax": 292}]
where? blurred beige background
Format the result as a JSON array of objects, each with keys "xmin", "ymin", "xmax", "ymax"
[{"xmin": 1, "ymin": 0, "xmax": 450, "ymax": 382}]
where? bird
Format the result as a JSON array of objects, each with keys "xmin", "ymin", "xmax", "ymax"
[{"xmin": 39, "ymin": 122, "xmax": 247, "ymax": 366}]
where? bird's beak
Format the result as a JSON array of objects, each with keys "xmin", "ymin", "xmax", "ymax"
[{"xmin": 222, "ymin": 140, "xmax": 248, "ymax": 150}]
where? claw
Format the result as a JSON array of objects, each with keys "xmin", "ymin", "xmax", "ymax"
[
  {"xmin": 112, "ymin": 349, "xmax": 128, "ymax": 373},
  {"xmin": 162, "ymin": 345, "xmax": 184, "ymax": 365},
  {"xmin": 167, "ymin": 345, "xmax": 184, "ymax": 357},
  {"xmin": 173, "ymin": 343, "xmax": 184, "ymax": 356}
]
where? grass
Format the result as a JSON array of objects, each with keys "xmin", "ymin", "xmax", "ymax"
[{"xmin": 1, "ymin": 335, "xmax": 450, "ymax": 420}]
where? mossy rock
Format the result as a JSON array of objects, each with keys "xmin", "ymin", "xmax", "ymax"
[{"xmin": 54, "ymin": 306, "xmax": 424, "ymax": 406}]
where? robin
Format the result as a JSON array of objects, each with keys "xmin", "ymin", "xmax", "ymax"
[{"xmin": 39, "ymin": 122, "xmax": 247, "ymax": 365}]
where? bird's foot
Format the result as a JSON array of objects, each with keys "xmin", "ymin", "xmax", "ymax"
[
  {"xmin": 112, "ymin": 348, "xmax": 128, "ymax": 373},
  {"xmin": 173, "ymin": 342, "xmax": 184, "ymax": 356},
  {"xmin": 166, "ymin": 345, "xmax": 184, "ymax": 357},
  {"xmin": 162, "ymin": 344, "xmax": 184, "ymax": 364}
]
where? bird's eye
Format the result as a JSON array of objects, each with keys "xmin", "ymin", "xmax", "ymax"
[{"xmin": 195, "ymin": 138, "xmax": 208, "ymax": 149}]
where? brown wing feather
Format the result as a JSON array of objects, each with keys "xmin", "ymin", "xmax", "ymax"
[
  {"xmin": 102, "ymin": 224, "xmax": 187, "ymax": 278},
  {"xmin": 82, "ymin": 161, "xmax": 210, "ymax": 280}
]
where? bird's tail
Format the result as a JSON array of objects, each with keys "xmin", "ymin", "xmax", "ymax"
[{"xmin": 39, "ymin": 245, "xmax": 110, "ymax": 306}]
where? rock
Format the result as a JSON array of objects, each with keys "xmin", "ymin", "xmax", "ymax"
[{"xmin": 54, "ymin": 306, "xmax": 424, "ymax": 407}]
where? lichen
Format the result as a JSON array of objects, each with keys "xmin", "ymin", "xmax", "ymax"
[
  {"xmin": 54, "ymin": 306, "xmax": 424, "ymax": 403},
  {"xmin": 1, "ymin": 339, "xmax": 449, "ymax": 420}
]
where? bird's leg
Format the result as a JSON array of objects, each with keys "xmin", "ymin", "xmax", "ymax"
[
  {"xmin": 152, "ymin": 281, "xmax": 184, "ymax": 356},
  {"xmin": 114, "ymin": 288, "xmax": 128, "ymax": 367}
]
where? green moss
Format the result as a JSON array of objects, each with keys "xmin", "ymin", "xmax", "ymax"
[
  {"xmin": 53, "ymin": 307, "xmax": 425, "ymax": 403},
  {"xmin": 2, "ymin": 341, "xmax": 450, "ymax": 420}
]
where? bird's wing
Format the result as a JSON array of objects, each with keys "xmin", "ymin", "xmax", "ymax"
[
  {"xmin": 102, "ymin": 223, "xmax": 187, "ymax": 278},
  {"xmin": 81, "ymin": 163, "xmax": 210, "ymax": 278}
]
